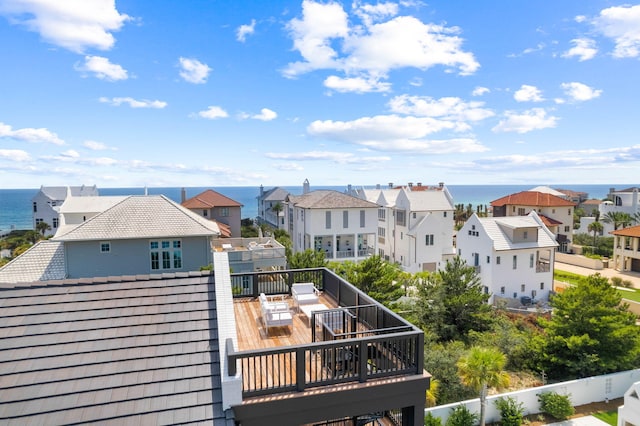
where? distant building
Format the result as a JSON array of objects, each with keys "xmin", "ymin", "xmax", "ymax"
[
  {"xmin": 181, "ymin": 188, "xmax": 243, "ymax": 237},
  {"xmin": 611, "ymin": 225, "xmax": 640, "ymax": 273},
  {"xmin": 353, "ymin": 182, "xmax": 456, "ymax": 272},
  {"xmin": 257, "ymin": 185, "xmax": 290, "ymax": 228},
  {"xmin": 457, "ymin": 211, "xmax": 558, "ymax": 306},
  {"xmin": 32, "ymin": 185, "xmax": 98, "ymax": 235},
  {"xmin": 285, "ymin": 190, "xmax": 378, "ymax": 261},
  {"xmin": 491, "ymin": 190, "xmax": 575, "ymax": 252}
]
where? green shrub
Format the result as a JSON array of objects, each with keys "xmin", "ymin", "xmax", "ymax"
[
  {"xmin": 446, "ymin": 405, "xmax": 478, "ymax": 426},
  {"xmin": 622, "ymin": 279, "xmax": 633, "ymax": 288},
  {"xmin": 537, "ymin": 392, "xmax": 574, "ymax": 420},
  {"xmin": 610, "ymin": 277, "xmax": 623, "ymax": 287},
  {"xmin": 425, "ymin": 412, "xmax": 443, "ymax": 426},
  {"xmin": 495, "ymin": 396, "xmax": 525, "ymax": 426}
]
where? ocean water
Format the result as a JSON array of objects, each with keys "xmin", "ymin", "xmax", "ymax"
[{"xmin": 0, "ymin": 184, "xmax": 622, "ymax": 231}]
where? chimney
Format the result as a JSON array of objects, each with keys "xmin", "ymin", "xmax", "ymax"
[
  {"xmin": 388, "ymin": 182, "xmax": 393, "ymax": 188},
  {"xmin": 417, "ymin": 182, "xmax": 422, "ymax": 187},
  {"xmin": 181, "ymin": 187, "xmax": 186, "ymax": 203},
  {"xmin": 259, "ymin": 185, "xmax": 264, "ymax": 197},
  {"xmin": 438, "ymin": 182, "xmax": 444, "ymax": 189},
  {"xmin": 303, "ymin": 178, "xmax": 310, "ymax": 194},
  {"xmin": 408, "ymin": 182, "xmax": 413, "ymax": 188}
]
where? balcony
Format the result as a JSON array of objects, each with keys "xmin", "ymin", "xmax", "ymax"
[
  {"xmin": 212, "ymin": 237, "xmax": 286, "ymax": 273},
  {"xmin": 226, "ymin": 268, "xmax": 428, "ymax": 425}
]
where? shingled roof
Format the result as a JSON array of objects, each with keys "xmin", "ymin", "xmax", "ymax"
[
  {"xmin": 287, "ymin": 190, "xmax": 379, "ymax": 209},
  {"xmin": 0, "ymin": 240, "xmax": 66, "ymax": 283},
  {"xmin": 611, "ymin": 225, "xmax": 640, "ymax": 238},
  {"xmin": 54, "ymin": 195, "xmax": 221, "ymax": 241},
  {"xmin": 490, "ymin": 191, "xmax": 575, "ymax": 207},
  {"xmin": 182, "ymin": 189, "xmax": 243, "ymax": 209},
  {"xmin": 0, "ymin": 273, "xmax": 234, "ymax": 425}
]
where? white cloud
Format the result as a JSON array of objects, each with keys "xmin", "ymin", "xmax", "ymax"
[
  {"xmin": 61, "ymin": 149, "xmax": 80, "ymax": 158},
  {"xmin": 592, "ymin": 4, "xmax": 640, "ymax": 58},
  {"xmin": 198, "ymin": 106, "xmax": 229, "ymax": 119},
  {"xmin": 472, "ymin": 86, "xmax": 490, "ymax": 96},
  {"xmin": 274, "ymin": 162, "xmax": 304, "ymax": 171},
  {"xmin": 84, "ymin": 140, "xmax": 116, "ymax": 151},
  {"xmin": 99, "ymin": 97, "xmax": 167, "ymax": 108},
  {"xmin": 0, "ymin": 149, "xmax": 31, "ymax": 162},
  {"xmin": 252, "ymin": 108, "xmax": 278, "ymax": 121},
  {"xmin": 76, "ymin": 56, "xmax": 128, "ymax": 81},
  {"xmin": 492, "ymin": 108, "xmax": 558, "ymax": 134},
  {"xmin": 236, "ymin": 19, "xmax": 256, "ymax": 42},
  {"xmin": 514, "ymin": 85, "xmax": 544, "ymax": 102},
  {"xmin": 0, "ymin": 0, "xmax": 130, "ymax": 53},
  {"xmin": 179, "ymin": 57, "xmax": 211, "ymax": 84},
  {"xmin": 308, "ymin": 115, "xmax": 488, "ymax": 154},
  {"xmin": 561, "ymin": 82, "xmax": 602, "ymax": 102},
  {"xmin": 283, "ymin": 0, "xmax": 479, "ymax": 91},
  {"xmin": 0, "ymin": 122, "xmax": 64, "ymax": 145},
  {"xmin": 265, "ymin": 150, "xmax": 391, "ymax": 164},
  {"xmin": 324, "ymin": 75, "xmax": 391, "ymax": 93},
  {"xmin": 562, "ymin": 38, "xmax": 598, "ymax": 61},
  {"xmin": 388, "ymin": 95, "xmax": 494, "ymax": 122}
]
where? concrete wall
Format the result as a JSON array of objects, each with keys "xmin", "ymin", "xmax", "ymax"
[
  {"xmin": 556, "ymin": 252, "xmax": 603, "ymax": 269},
  {"xmin": 425, "ymin": 369, "xmax": 640, "ymax": 424}
]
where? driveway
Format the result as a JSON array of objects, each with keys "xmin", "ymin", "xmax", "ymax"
[
  {"xmin": 554, "ymin": 260, "xmax": 640, "ymax": 289},
  {"xmin": 545, "ymin": 416, "xmax": 610, "ymax": 426}
]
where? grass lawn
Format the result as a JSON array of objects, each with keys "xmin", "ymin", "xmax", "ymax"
[
  {"xmin": 554, "ymin": 269, "xmax": 640, "ymax": 302},
  {"xmin": 593, "ymin": 410, "xmax": 617, "ymax": 425}
]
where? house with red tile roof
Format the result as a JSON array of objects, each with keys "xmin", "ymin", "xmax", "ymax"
[
  {"xmin": 611, "ymin": 225, "xmax": 640, "ymax": 273},
  {"xmin": 491, "ymin": 191, "xmax": 576, "ymax": 252},
  {"xmin": 181, "ymin": 188, "xmax": 243, "ymax": 237}
]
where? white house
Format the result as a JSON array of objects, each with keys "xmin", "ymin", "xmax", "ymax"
[
  {"xmin": 285, "ymin": 190, "xmax": 378, "ymax": 261},
  {"xmin": 353, "ymin": 182, "xmax": 456, "ymax": 272},
  {"xmin": 257, "ymin": 186, "xmax": 290, "ymax": 228},
  {"xmin": 32, "ymin": 185, "xmax": 98, "ymax": 235},
  {"xmin": 618, "ymin": 380, "xmax": 640, "ymax": 426},
  {"xmin": 456, "ymin": 212, "xmax": 558, "ymax": 306},
  {"xmin": 611, "ymin": 225, "xmax": 640, "ymax": 273}
]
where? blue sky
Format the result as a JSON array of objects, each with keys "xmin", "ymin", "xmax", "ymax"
[{"xmin": 1, "ymin": 0, "xmax": 639, "ymax": 189}]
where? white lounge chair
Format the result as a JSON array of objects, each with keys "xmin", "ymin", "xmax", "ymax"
[
  {"xmin": 259, "ymin": 293, "xmax": 292, "ymax": 335},
  {"xmin": 291, "ymin": 283, "xmax": 320, "ymax": 311}
]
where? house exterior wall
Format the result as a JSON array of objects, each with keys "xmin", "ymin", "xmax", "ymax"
[
  {"xmin": 612, "ymin": 234, "xmax": 640, "ymax": 273},
  {"xmin": 457, "ymin": 216, "xmax": 555, "ymax": 305},
  {"xmin": 211, "ymin": 206, "xmax": 241, "ymax": 237},
  {"xmin": 31, "ymin": 191, "xmax": 61, "ymax": 235},
  {"xmin": 603, "ymin": 188, "xmax": 640, "ymax": 216},
  {"xmin": 65, "ymin": 236, "xmax": 212, "ymax": 278}
]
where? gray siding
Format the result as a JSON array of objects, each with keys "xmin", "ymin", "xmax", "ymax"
[{"xmin": 65, "ymin": 236, "xmax": 212, "ymax": 278}]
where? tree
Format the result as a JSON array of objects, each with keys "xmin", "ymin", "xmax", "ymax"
[
  {"xmin": 587, "ymin": 221, "xmax": 603, "ymax": 248},
  {"xmin": 36, "ymin": 221, "xmax": 51, "ymax": 236},
  {"xmin": 334, "ymin": 255, "xmax": 404, "ymax": 305},
  {"xmin": 601, "ymin": 211, "xmax": 632, "ymax": 230},
  {"xmin": 414, "ymin": 256, "xmax": 492, "ymax": 342},
  {"xmin": 288, "ymin": 249, "xmax": 327, "ymax": 269},
  {"xmin": 457, "ymin": 346, "xmax": 510, "ymax": 426},
  {"xmin": 538, "ymin": 274, "xmax": 640, "ymax": 379},
  {"xmin": 271, "ymin": 202, "xmax": 283, "ymax": 229}
]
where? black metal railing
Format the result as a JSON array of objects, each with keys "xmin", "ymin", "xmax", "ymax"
[{"xmin": 227, "ymin": 268, "xmax": 424, "ymax": 398}]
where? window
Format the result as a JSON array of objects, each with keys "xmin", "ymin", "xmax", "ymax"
[
  {"xmin": 552, "ymin": 209, "xmax": 556, "ymax": 214},
  {"xmin": 496, "ymin": 256, "xmax": 501, "ymax": 265},
  {"xmin": 32, "ymin": 202, "xmax": 37, "ymax": 213},
  {"xmin": 513, "ymin": 292, "xmax": 517, "ymax": 298},
  {"xmin": 343, "ymin": 211, "xmax": 348, "ymax": 228},
  {"xmin": 523, "ymin": 231, "xmax": 528, "ymax": 239},
  {"xmin": 487, "ymin": 256, "xmax": 490, "ymax": 264},
  {"xmin": 444, "ymin": 211, "xmax": 447, "ymax": 217},
  {"xmin": 512, "ymin": 206, "xmax": 516, "ymax": 213},
  {"xmin": 568, "ymin": 208, "xmax": 572, "ymax": 215},
  {"xmin": 378, "ymin": 227, "xmax": 385, "ymax": 237},
  {"xmin": 220, "ymin": 207, "xmax": 229, "ymax": 217},
  {"xmin": 203, "ymin": 210, "xmax": 208, "ymax": 217},
  {"xmin": 400, "ymin": 232, "xmax": 403, "ymax": 240},
  {"xmin": 530, "ymin": 254, "xmax": 534, "ymax": 268},
  {"xmin": 425, "ymin": 234, "xmax": 434, "ymax": 245},
  {"xmin": 52, "ymin": 218, "xmax": 58, "ymax": 228},
  {"xmin": 564, "ymin": 226, "xmax": 571, "ymax": 232},
  {"xmin": 396, "ymin": 210, "xmax": 406, "ymax": 226},
  {"xmin": 521, "ymin": 284, "xmax": 525, "ymax": 292},
  {"xmin": 531, "ymin": 290, "xmax": 537, "ymax": 298},
  {"xmin": 150, "ymin": 239, "xmax": 182, "ymax": 270},
  {"xmin": 518, "ymin": 208, "xmax": 525, "ymax": 215},
  {"xmin": 413, "ymin": 212, "xmax": 417, "ymax": 219},
  {"xmin": 378, "ymin": 209, "xmax": 386, "ymax": 221},
  {"xmin": 500, "ymin": 286, "xmax": 505, "ymax": 294},
  {"xmin": 100, "ymin": 242, "xmax": 111, "ymax": 253},
  {"xmin": 360, "ymin": 210, "xmax": 365, "ymax": 227},
  {"xmin": 325, "ymin": 211, "xmax": 331, "ymax": 229},
  {"xmin": 512, "ymin": 255, "xmax": 517, "ymax": 269},
  {"xmin": 540, "ymin": 282, "xmax": 544, "ymax": 290}
]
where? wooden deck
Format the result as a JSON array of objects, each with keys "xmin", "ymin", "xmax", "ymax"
[{"xmin": 234, "ymin": 293, "xmax": 338, "ymax": 351}]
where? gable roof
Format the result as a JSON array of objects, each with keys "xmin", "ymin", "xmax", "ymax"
[
  {"xmin": 491, "ymin": 191, "xmax": 575, "ymax": 207},
  {"xmin": 54, "ymin": 195, "xmax": 221, "ymax": 241},
  {"xmin": 402, "ymin": 189, "xmax": 454, "ymax": 211},
  {"xmin": 59, "ymin": 195, "xmax": 128, "ymax": 214},
  {"xmin": 611, "ymin": 225, "xmax": 640, "ymax": 238},
  {"xmin": 182, "ymin": 189, "xmax": 242, "ymax": 209},
  {"xmin": 287, "ymin": 190, "xmax": 379, "ymax": 209},
  {"xmin": 0, "ymin": 273, "xmax": 233, "ymax": 425},
  {"xmin": 538, "ymin": 214, "xmax": 563, "ymax": 227},
  {"xmin": 37, "ymin": 185, "xmax": 98, "ymax": 200},
  {"xmin": 259, "ymin": 187, "xmax": 290, "ymax": 202},
  {"xmin": 0, "ymin": 240, "xmax": 66, "ymax": 283}
]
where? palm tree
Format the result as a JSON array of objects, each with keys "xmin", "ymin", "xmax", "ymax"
[
  {"xmin": 457, "ymin": 346, "xmax": 510, "ymax": 426},
  {"xmin": 425, "ymin": 378, "xmax": 439, "ymax": 408},
  {"xmin": 633, "ymin": 211, "xmax": 640, "ymax": 225},
  {"xmin": 36, "ymin": 221, "xmax": 51, "ymax": 236},
  {"xmin": 587, "ymin": 221, "xmax": 604, "ymax": 248},
  {"xmin": 601, "ymin": 211, "xmax": 633, "ymax": 230},
  {"xmin": 271, "ymin": 202, "xmax": 283, "ymax": 229}
]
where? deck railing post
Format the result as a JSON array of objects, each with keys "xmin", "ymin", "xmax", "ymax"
[
  {"xmin": 416, "ymin": 332, "xmax": 424, "ymax": 374},
  {"xmin": 226, "ymin": 338, "xmax": 237, "ymax": 377},
  {"xmin": 358, "ymin": 340, "xmax": 367, "ymax": 382},
  {"xmin": 296, "ymin": 347, "xmax": 306, "ymax": 391}
]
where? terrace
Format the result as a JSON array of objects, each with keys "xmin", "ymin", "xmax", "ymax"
[{"xmin": 226, "ymin": 268, "xmax": 429, "ymax": 426}]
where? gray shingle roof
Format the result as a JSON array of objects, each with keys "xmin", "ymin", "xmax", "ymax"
[
  {"xmin": 478, "ymin": 213, "xmax": 558, "ymax": 251},
  {"xmin": 288, "ymin": 190, "xmax": 379, "ymax": 209},
  {"xmin": 54, "ymin": 195, "xmax": 221, "ymax": 241},
  {"xmin": 0, "ymin": 273, "xmax": 234, "ymax": 425},
  {"xmin": 0, "ymin": 240, "xmax": 66, "ymax": 284}
]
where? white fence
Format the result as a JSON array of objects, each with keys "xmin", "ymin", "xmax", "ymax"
[{"xmin": 425, "ymin": 368, "xmax": 640, "ymax": 424}]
